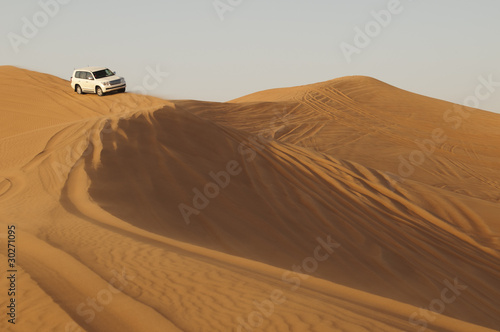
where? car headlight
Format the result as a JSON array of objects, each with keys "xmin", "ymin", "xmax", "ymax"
[
  {"xmin": 121, "ymin": 78, "xmax": 125, "ymax": 84},
  {"xmin": 103, "ymin": 82, "xmax": 110, "ymax": 86}
]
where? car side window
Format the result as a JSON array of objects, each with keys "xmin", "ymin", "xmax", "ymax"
[
  {"xmin": 75, "ymin": 71, "xmax": 81, "ymax": 79},
  {"xmin": 85, "ymin": 72, "xmax": 94, "ymax": 80}
]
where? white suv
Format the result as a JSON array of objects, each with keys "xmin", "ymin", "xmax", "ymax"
[{"xmin": 70, "ymin": 67, "xmax": 126, "ymax": 96}]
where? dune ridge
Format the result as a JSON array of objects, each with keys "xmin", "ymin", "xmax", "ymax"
[{"xmin": 0, "ymin": 66, "xmax": 499, "ymax": 331}]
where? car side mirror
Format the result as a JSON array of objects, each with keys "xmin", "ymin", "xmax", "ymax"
[{"xmin": 113, "ymin": 71, "xmax": 116, "ymax": 74}]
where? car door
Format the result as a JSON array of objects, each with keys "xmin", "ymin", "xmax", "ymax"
[
  {"xmin": 81, "ymin": 71, "xmax": 95, "ymax": 92},
  {"xmin": 73, "ymin": 71, "xmax": 83, "ymax": 90}
]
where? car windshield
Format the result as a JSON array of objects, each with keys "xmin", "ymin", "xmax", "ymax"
[{"xmin": 93, "ymin": 69, "xmax": 114, "ymax": 79}]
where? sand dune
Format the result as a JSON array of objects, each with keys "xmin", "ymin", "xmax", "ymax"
[{"xmin": 0, "ymin": 66, "xmax": 499, "ymax": 331}]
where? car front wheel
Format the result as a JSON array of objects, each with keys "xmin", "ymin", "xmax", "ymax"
[
  {"xmin": 96, "ymin": 86, "xmax": 104, "ymax": 96},
  {"xmin": 76, "ymin": 85, "xmax": 83, "ymax": 94}
]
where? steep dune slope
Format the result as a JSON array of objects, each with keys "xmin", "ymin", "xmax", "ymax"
[
  {"xmin": 84, "ymin": 106, "xmax": 500, "ymax": 329},
  {"xmin": 184, "ymin": 78, "xmax": 500, "ymax": 243},
  {"xmin": 1, "ymin": 67, "xmax": 499, "ymax": 332}
]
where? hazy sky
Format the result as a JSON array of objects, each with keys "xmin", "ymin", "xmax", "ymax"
[{"xmin": 2, "ymin": 0, "xmax": 500, "ymax": 113}]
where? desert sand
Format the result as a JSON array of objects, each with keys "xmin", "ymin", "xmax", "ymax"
[{"xmin": 0, "ymin": 65, "xmax": 499, "ymax": 332}]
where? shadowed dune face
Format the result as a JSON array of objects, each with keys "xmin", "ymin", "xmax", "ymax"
[
  {"xmin": 85, "ymin": 102, "xmax": 500, "ymax": 328},
  {"xmin": 1, "ymin": 66, "xmax": 500, "ymax": 332}
]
